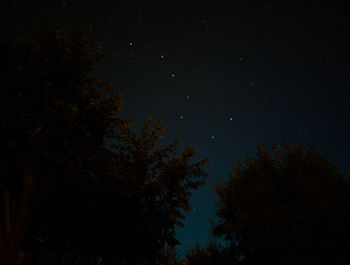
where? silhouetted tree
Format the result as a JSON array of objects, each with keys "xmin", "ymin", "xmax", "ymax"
[
  {"xmin": 185, "ymin": 238, "xmax": 240, "ymax": 265},
  {"xmin": 212, "ymin": 140, "xmax": 350, "ymax": 265},
  {"xmin": 30, "ymin": 118, "xmax": 209, "ymax": 264},
  {"xmin": 1, "ymin": 22, "xmax": 122, "ymax": 265},
  {"xmin": 159, "ymin": 245, "xmax": 182, "ymax": 265},
  {"xmin": 0, "ymin": 22, "xmax": 209, "ymax": 265}
]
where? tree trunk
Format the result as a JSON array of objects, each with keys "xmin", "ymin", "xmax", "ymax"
[
  {"xmin": 0, "ymin": 170, "xmax": 36, "ymax": 265},
  {"xmin": 4, "ymin": 188, "xmax": 11, "ymax": 238}
]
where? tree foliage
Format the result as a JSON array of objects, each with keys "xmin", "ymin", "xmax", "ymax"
[
  {"xmin": 30, "ymin": 118, "xmax": 209, "ymax": 264},
  {"xmin": 0, "ymin": 22, "xmax": 209, "ymax": 265},
  {"xmin": 185, "ymin": 238, "xmax": 239, "ymax": 265},
  {"xmin": 213, "ymin": 140, "xmax": 350, "ymax": 265},
  {"xmin": 1, "ymin": 22, "xmax": 122, "ymax": 193},
  {"xmin": 1, "ymin": 22, "xmax": 122, "ymax": 265}
]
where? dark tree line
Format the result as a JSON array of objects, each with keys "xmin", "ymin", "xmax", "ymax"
[
  {"xmin": 0, "ymin": 22, "xmax": 208, "ymax": 265},
  {"xmin": 1, "ymin": 22, "xmax": 350, "ymax": 265},
  {"xmin": 187, "ymin": 142, "xmax": 350, "ymax": 265}
]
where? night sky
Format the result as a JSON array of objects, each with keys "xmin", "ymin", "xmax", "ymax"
[{"xmin": 2, "ymin": 0, "xmax": 350, "ymax": 256}]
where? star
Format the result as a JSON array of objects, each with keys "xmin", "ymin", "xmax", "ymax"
[
  {"xmin": 179, "ymin": 115, "xmax": 184, "ymax": 119},
  {"xmin": 229, "ymin": 117, "xmax": 233, "ymax": 121},
  {"xmin": 210, "ymin": 135, "xmax": 215, "ymax": 139},
  {"xmin": 171, "ymin": 73, "xmax": 175, "ymax": 78}
]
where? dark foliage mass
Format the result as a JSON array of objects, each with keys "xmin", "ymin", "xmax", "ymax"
[
  {"xmin": 0, "ymin": 22, "xmax": 209, "ymax": 265},
  {"xmin": 185, "ymin": 238, "xmax": 240, "ymax": 265},
  {"xmin": 212, "ymin": 141, "xmax": 350, "ymax": 265}
]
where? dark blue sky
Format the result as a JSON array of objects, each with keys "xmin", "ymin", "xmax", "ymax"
[{"xmin": 3, "ymin": 0, "xmax": 349, "ymax": 256}]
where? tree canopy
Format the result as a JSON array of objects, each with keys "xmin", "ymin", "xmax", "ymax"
[
  {"xmin": 213, "ymin": 140, "xmax": 350, "ymax": 265},
  {"xmin": 0, "ymin": 22, "xmax": 209, "ymax": 265}
]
